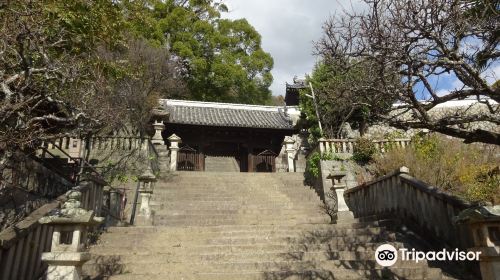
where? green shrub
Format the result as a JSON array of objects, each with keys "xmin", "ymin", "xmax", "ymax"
[
  {"xmin": 352, "ymin": 137, "xmax": 377, "ymax": 165},
  {"xmin": 304, "ymin": 151, "xmax": 338, "ymax": 185},
  {"xmin": 305, "ymin": 152, "xmax": 322, "ymax": 185},
  {"xmin": 371, "ymin": 134, "xmax": 500, "ymax": 204}
]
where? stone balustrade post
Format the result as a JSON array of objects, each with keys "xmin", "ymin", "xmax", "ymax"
[
  {"xmin": 151, "ymin": 120, "xmax": 166, "ymax": 145},
  {"xmin": 318, "ymin": 137, "xmax": 326, "ymax": 155},
  {"xmin": 283, "ymin": 136, "xmax": 296, "ymax": 172},
  {"xmin": 135, "ymin": 169, "xmax": 157, "ymax": 226},
  {"xmin": 456, "ymin": 206, "xmax": 500, "ymax": 280},
  {"xmin": 109, "ymin": 188, "xmax": 120, "ymax": 218},
  {"xmin": 168, "ymin": 134, "xmax": 182, "ymax": 171},
  {"xmin": 39, "ymin": 190, "xmax": 103, "ymax": 280}
]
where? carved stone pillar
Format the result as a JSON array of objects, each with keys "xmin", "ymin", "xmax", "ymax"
[
  {"xmin": 136, "ymin": 169, "xmax": 156, "ymax": 226},
  {"xmin": 151, "ymin": 120, "xmax": 165, "ymax": 145},
  {"xmin": 318, "ymin": 137, "xmax": 326, "ymax": 155},
  {"xmin": 39, "ymin": 190, "xmax": 103, "ymax": 280},
  {"xmin": 283, "ymin": 137, "xmax": 296, "ymax": 172},
  {"xmin": 327, "ymin": 168, "xmax": 354, "ymax": 223},
  {"xmin": 168, "ymin": 134, "xmax": 181, "ymax": 171}
]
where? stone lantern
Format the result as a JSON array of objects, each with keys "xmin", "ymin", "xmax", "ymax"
[
  {"xmin": 283, "ymin": 136, "xmax": 296, "ymax": 172},
  {"xmin": 40, "ymin": 190, "xmax": 103, "ymax": 280},
  {"xmin": 327, "ymin": 168, "xmax": 354, "ymax": 222},
  {"xmin": 136, "ymin": 168, "xmax": 157, "ymax": 226},
  {"xmin": 455, "ymin": 205, "xmax": 500, "ymax": 280},
  {"xmin": 167, "ymin": 134, "xmax": 182, "ymax": 171},
  {"xmin": 151, "ymin": 120, "xmax": 166, "ymax": 145}
]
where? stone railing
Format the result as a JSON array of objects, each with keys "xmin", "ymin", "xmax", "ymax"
[
  {"xmin": 0, "ymin": 178, "xmax": 123, "ymax": 280},
  {"xmin": 88, "ymin": 136, "xmax": 145, "ymax": 151},
  {"xmin": 318, "ymin": 138, "xmax": 411, "ymax": 156},
  {"xmin": 40, "ymin": 137, "xmax": 81, "ymax": 159},
  {"xmin": 40, "ymin": 136, "xmax": 147, "ymax": 159},
  {"xmin": 344, "ymin": 167, "xmax": 478, "ymax": 250}
]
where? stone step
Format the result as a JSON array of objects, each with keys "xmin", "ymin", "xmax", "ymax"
[
  {"xmin": 84, "ymin": 260, "xmax": 442, "ymax": 277},
  {"xmin": 169, "ymin": 171, "xmax": 305, "ymax": 177},
  {"xmin": 88, "ymin": 249, "xmax": 417, "ymax": 264},
  {"xmin": 152, "ymin": 188, "xmax": 318, "ymax": 195},
  {"xmin": 104, "ymin": 221, "xmax": 381, "ymax": 234},
  {"xmin": 150, "ymin": 208, "xmax": 325, "ymax": 216},
  {"xmin": 92, "ymin": 242, "xmax": 404, "ymax": 256},
  {"xmin": 151, "ymin": 200, "xmax": 298, "ymax": 205},
  {"xmin": 152, "ymin": 193, "xmax": 320, "ymax": 202},
  {"xmin": 151, "ymin": 213, "xmax": 330, "ymax": 221},
  {"xmin": 153, "ymin": 201, "xmax": 320, "ymax": 211},
  {"xmin": 100, "ymin": 271, "xmax": 444, "ymax": 280},
  {"xmin": 152, "ymin": 217, "xmax": 330, "ymax": 226},
  {"xmin": 83, "ymin": 170, "xmax": 449, "ymax": 280},
  {"xmin": 91, "ymin": 236, "xmax": 397, "ymax": 254},
  {"xmin": 97, "ymin": 227, "xmax": 387, "ymax": 245},
  {"xmin": 154, "ymin": 195, "xmax": 319, "ymax": 202},
  {"xmin": 153, "ymin": 186, "xmax": 316, "ymax": 193},
  {"xmin": 204, "ymin": 157, "xmax": 240, "ymax": 172}
]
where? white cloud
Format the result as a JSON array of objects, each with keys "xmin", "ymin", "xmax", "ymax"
[{"xmin": 222, "ymin": 0, "xmax": 365, "ymax": 96}]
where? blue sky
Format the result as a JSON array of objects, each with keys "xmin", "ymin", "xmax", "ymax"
[
  {"xmin": 415, "ymin": 62, "xmax": 500, "ymax": 100},
  {"xmin": 223, "ymin": 0, "xmax": 499, "ymax": 98}
]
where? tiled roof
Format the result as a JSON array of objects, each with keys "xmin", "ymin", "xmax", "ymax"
[
  {"xmin": 160, "ymin": 99, "xmax": 295, "ymax": 130},
  {"xmin": 286, "ymin": 82, "xmax": 308, "ymax": 89}
]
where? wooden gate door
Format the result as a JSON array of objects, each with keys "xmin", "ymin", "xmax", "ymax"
[
  {"xmin": 177, "ymin": 146, "xmax": 204, "ymax": 171},
  {"xmin": 251, "ymin": 150, "xmax": 277, "ymax": 172}
]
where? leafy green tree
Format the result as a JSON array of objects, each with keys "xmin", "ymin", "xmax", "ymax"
[
  {"xmin": 154, "ymin": 0, "xmax": 274, "ymax": 104},
  {"xmin": 299, "ymin": 60, "xmax": 395, "ymax": 141}
]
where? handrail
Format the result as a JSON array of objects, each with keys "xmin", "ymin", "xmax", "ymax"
[
  {"xmin": 344, "ymin": 167, "xmax": 478, "ymax": 250},
  {"xmin": 31, "ymin": 147, "xmax": 80, "ymax": 184},
  {"xmin": 39, "ymin": 139, "xmax": 107, "ymax": 185}
]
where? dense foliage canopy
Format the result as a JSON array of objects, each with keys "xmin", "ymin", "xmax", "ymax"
[
  {"xmin": 0, "ymin": 0, "xmax": 273, "ymax": 149},
  {"xmin": 153, "ymin": 0, "xmax": 274, "ymax": 104}
]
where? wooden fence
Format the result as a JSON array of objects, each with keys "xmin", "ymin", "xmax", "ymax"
[{"xmin": 250, "ymin": 150, "xmax": 277, "ymax": 172}]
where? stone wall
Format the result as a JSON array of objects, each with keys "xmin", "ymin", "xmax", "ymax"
[
  {"xmin": 314, "ymin": 160, "xmax": 359, "ymax": 203},
  {"xmin": 0, "ymin": 149, "xmax": 73, "ymax": 231},
  {"xmin": 363, "ymin": 123, "xmax": 421, "ymax": 139},
  {"xmin": 74, "ymin": 137, "xmax": 161, "ymax": 183}
]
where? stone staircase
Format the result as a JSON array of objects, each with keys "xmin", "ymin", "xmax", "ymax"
[
  {"xmin": 204, "ymin": 156, "xmax": 240, "ymax": 172},
  {"xmin": 84, "ymin": 172, "xmax": 457, "ymax": 280}
]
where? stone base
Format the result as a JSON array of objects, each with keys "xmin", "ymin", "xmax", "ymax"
[
  {"xmin": 42, "ymin": 252, "xmax": 90, "ymax": 280},
  {"xmin": 135, "ymin": 214, "xmax": 154, "ymax": 226},
  {"xmin": 334, "ymin": 211, "xmax": 355, "ymax": 223},
  {"xmin": 46, "ymin": 265, "xmax": 84, "ymax": 280}
]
